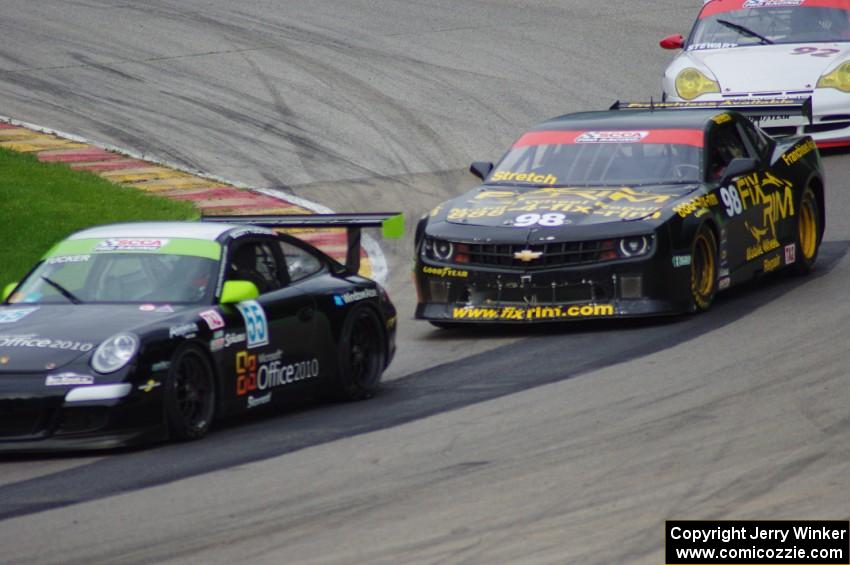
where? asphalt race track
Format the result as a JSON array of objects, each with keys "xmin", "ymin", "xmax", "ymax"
[{"xmin": 2, "ymin": 1, "xmax": 850, "ymax": 563}]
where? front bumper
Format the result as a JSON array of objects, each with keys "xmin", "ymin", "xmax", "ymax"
[
  {"xmin": 415, "ymin": 252, "xmax": 693, "ymax": 323},
  {"xmin": 0, "ymin": 377, "xmax": 167, "ymax": 452}
]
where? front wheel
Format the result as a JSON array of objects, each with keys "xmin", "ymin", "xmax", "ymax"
[
  {"xmin": 329, "ymin": 306, "xmax": 386, "ymax": 401},
  {"xmin": 690, "ymin": 224, "xmax": 718, "ymax": 312},
  {"xmin": 791, "ymin": 186, "xmax": 821, "ymax": 275},
  {"xmin": 164, "ymin": 346, "xmax": 216, "ymax": 441}
]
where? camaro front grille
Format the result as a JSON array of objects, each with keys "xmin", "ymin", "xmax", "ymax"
[{"xmin": 463, "ymin": 241, "xmax": 607, "ymax": 270}]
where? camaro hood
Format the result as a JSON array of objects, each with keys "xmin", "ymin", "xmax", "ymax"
[
  {"xmin": 0, "ymin": 304, "xmax": 187, "ymax": 372},
  {"xmin": 439, "ymin": 184, "xmax": 700, "ymax": 229},
  {"xmin": 686, "ymin": 43, "xmax": 850, "ymax": 92}
]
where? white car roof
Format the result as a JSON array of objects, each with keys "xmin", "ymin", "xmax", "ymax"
[{"xmin": 69, "ymin": 222, "xmax": 242, "ymax": 241}]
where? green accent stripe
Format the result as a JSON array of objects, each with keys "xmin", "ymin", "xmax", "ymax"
[{"xmin": 44, "ymin": 238, "xmax": 222, "ymax": 260}]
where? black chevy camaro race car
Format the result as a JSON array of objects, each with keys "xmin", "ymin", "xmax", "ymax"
[
  {"xmin": 415, "ymin": 99, "xmax": 825, "ymax": 325},
  {"xmin": 0, "ymin": 214, "xmax": 399, "ymax": 450}
]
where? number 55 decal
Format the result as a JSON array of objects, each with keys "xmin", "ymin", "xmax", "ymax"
[
  {"xmin": 720, "ymin": 186, "xmax": 743, "ymax": 217},
  {"xmin": 237, "ymin": 300, "xmax": 269, "ymax": 349}
]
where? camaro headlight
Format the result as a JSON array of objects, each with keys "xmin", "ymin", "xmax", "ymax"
[
  {"xmin": 675, "ymin": 68, "xmax": 720, "ymax": 100},
  {"xmin": 619, "ymin": 236, "xmax": 652, "ymax": 257},
  {"xmin": 91, "ymin": 333, "xmax": 139, "ymax": 374},
  {"xmin": 817, "ymin": 61, "xmax": 850, "ymax": 93}
]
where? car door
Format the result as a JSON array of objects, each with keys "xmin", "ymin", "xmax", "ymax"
[
  {"xmin": 706, "ymin": 117, "xmax": 767, "ymax": 275},
  {"xmin": 222, "ymin": 236, "xmax": 318, "ymax": 412}
]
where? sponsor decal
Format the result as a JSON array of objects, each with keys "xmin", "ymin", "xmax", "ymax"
[
  {"xmin": 210, "ymin": 337, "xmax": 226, "ymax": 352},
  {"xmin": 0, "ymin": 334, "xmax": 94, "ymax": 351},
  {"xmin": 451, "ymin": 304, "xmax": 615, "ymax": 321},
  {"xmin": 228, "ymin": 227, "xmax": 275, "ymax": 239},
  {"xmin": 138, "ymin": 379, "xmax": 161, "ymax": 393},
  {"xmin": 45, "ymin": 373, "xmax": 94, "ymax": 386},
  {"xmin": 764, "ymin": 255, "xmax": 782, "ymax": 273},
  {"xmin": 224, "ymin": 332, "xmax": 247, "ymax": 348},
  {"xmin": 719, "ymin": 276, "xmax": 732, "ymax": 290},
  {"xmin": 235, "ymin": 350, "xmax": 319, "ymax": 396},
  {"xmin": 169, "ymin": 323, "xmax": 199, "ymax": 339},
  {"xmin": 0, "ymin": 308, "xmax": 38, "ymax": 324},
  {"xmin": 688, "ymin": 42, "xmax": 738, "ymax": 51},
  {"xmin": 139, "ymin": 304, "xmax": 156, "ymax": 312},
  {"xmin": 575, "ymin": 131, "xmax": 649, "ymax": 144},
  {"xmin": 781, "ymin": 139, "xmax": 816, "ymax": 166},
  {"xmin": 151, "ymin": 361, "xmax": 171, "ymax": 372},
  {"xmin": 747, "ymin": 238, "xmax": 780, "ymax": 261},
  {"xmin": 490, "ymin": 171, "xmax": 558, "ymax": 185},
  {"xmin": 743, "ymin": 0, "xmax": 804, "ymax": 7},
  {"xmin": 674, "ymin": 194, "xmax": 720, "ymax": 218},
  {"xmin": 247, "ymin": 392, "xmax": 272, "ymax": 409},
  {"xmin": 95, "ymin": 238, "xmax": 168, "ymax": 252},
  {"xmin": 422, "ymin": 266, "xmax": 469, "ymax": 278},
  {"xmin": 199, "ymin": 309, "xmax": 226, "ymax": 330},
  {"xmin": 334, "ymin": 288, "xmax": 379, "ymax": 307},
  {"xmin": 785, "ymin": 244, "xmax": 797, "ymax": 265},
  {"xmin": 453, "ymin": 187, "xmax": 674, "ymax": 222},
  {"xmin": 712, "ymin": 113, "xmax": 732, "ymax": 125},
  {"xmin": 46, "ymin": 255, "xmax": 90, "ymax": 265},
  {"xmin": 155, "ymin": 305, "xmax": 174, "ymax": 313},
  {"xmin": 672, "ymin": 255, "xmax": 692, "ymax": 268},
  {"xmin": 514, "ymin": 129, "xmax": 704, "ymax": 148},
  {"xmin": 236, "ymin": 301, "xmax": 269, "ymax": 348}
]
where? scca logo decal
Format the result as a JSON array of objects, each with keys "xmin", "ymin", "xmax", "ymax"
[{"xmin": 236, "ymin": 300, "xmax": 269, "ymax": 349}]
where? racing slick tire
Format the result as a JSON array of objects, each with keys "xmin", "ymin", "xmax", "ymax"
[
  {"xmin": 690, "ymin": 224, "xmax": 718, "ymax": 312},
  {"xmin": 791, "ymin": 186, "xmax": 821, "ymax": 275},
  {"xmin": 164, "ymin": 345, "xmax": 216, "ymax": 441},
  {"xmin": 329, "ymin": 306, "xmax": 386, "ymax": 401}
]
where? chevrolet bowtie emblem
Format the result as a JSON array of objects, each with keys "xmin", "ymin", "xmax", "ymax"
[{"xmin": 514, "ymin": 249, "xmax": 543, "ymax": 262}]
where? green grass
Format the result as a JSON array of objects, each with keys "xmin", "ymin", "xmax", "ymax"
[{"xmin": 0, "ymin": 147, "xmax": 197, "ymax": 284}]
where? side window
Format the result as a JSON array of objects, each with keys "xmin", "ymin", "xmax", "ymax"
[
  {"xmin": 707, "ymin": 122, "xmax": 751, "ymax": 181},
  {"xmin": 279, "ymin": 241, "xmax": 323, "ymax": 283},
  {"xmin": 228, "ymin": 241, "xmax": 284, "ymax": 294}
]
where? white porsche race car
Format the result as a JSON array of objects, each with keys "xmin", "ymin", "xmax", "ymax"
[{"xmin": 661, "ymin": 0, "xmax": 850, "ymax": 148}]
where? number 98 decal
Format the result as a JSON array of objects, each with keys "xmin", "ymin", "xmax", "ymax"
[
  {"xmin": 513, "ymin": 213, "xmax": 567, "ymax": 227},
  {"xmin": 719, "ymin": 186, "xmax": 743, "ymax": 217}
]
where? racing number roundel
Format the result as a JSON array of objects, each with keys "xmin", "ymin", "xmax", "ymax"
[{"xmin": 236, "ymin": 300, "xmax": 269, "ymax": 349}]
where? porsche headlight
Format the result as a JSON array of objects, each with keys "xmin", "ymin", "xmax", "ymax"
[
  {"xmin": 91, "ymin": 333, "xmax": 139, "ymax": 374},
  {"xmin": 817, "ymin": 61, "xmax": 850, "ymax": 93},
  {"xmin": 675, "ymin": 68, "xmax": 720, "ymax": 100}
]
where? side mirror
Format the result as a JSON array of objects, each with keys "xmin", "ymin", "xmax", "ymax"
[
  {"xmin": 1, "ymin": 282, "xmax": 18, "ymax": 303},
  {"xmin": 660, "ymin": 34, "xmax": 685, "ymax": 50},
  {"xmin": 469, "ymin": 161, "xmax": 494, "ymax": 181},
  {"xmin": 720, "ymin": 158, "xmax": 759, "ymax": 186},
  {"xmin": 219, "ymin": 280, "xmax": 259, "ymax": 304}
]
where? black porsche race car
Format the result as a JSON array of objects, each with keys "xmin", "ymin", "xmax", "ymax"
[
  {"xmin": 414, "ymin": 99, "xmax": 825, "ymax": 325},
  {"xmin": 0, "ymin": 213, "xmax": 400, "ymax": 450}
]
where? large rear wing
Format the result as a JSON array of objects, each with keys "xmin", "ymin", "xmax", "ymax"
[
  {"xmin": 203, "ymin": 212, "xmax": 404, "ymax": 274},
  {"xmin": 610, "ymin": 97, "xmax": 813, "ymax": 126}
]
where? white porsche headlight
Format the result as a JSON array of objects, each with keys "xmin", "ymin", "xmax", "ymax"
[
  {"xmin": 817, "ymin": 61, "xmax": 850, "ymax": 93},
  {"xmin": 675, "ymin": 68, "xmax": 720, "ymax": 100},
  {"xmin": 91, "ymin": 333, "xmax": 139, "ymax": 374}
]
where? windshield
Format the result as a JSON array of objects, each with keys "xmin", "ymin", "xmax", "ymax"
[
  {"xmin": 690, "ymin": 4, "xmax": 850, "ymax": 48},
  {"xmin": 488, "ymin": 130, "xmax": 704, "ymax": 186},
  {"xmin": 9, "ymin": 253, "xmax": 219, "ymax": 305}
]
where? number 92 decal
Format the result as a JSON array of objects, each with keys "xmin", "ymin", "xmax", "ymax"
[{"xmin": 513, "ymin": 213, "xmax": 568, "ymax": 227}]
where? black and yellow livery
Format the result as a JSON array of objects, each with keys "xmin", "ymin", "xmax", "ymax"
[{"xmin": 415, "ymin": 100, "xmax": 825, "ymax": 325}]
